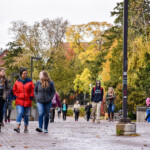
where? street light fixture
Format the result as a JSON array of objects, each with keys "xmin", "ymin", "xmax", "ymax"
[
  {"xmin": 31, "ymin": 57, "xmax": 42, "ymax": 80},
  {"xmin": 30, "ymin": 56, "xmax": 42, "ymax": 121}
]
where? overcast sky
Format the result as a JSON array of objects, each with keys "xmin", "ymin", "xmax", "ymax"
[{"xmin": 0, "ymin": 0, "xmax": 122, "ymax": 49}]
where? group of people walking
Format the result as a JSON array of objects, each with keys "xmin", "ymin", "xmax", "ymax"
[
  {"xmin": 4, "ymin": 67, "xmax": 150, "ymax": 133},
  {"xmin": 0, "ymin": 66, "xmax": 117, "ymax": 133}
]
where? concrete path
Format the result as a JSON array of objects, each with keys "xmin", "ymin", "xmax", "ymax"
[{"xmin": 0, "ymin": 117, "xmax": 150, "ymax": 150}]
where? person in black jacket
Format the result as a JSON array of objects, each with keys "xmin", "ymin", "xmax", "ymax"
[
  {"xmin": 0, "ymin": 68, "xmax": 10, "ymax": 132},
  {"xmin": 34, "ymin": 71, "xmax": 55, "ymax": 133},
  {"xmin": 85, "ymin": 102, "xmax": 92, "ymax": 121},
  {"xmin": 91, "ymin": 80, "xmax": 104, "ymax": 123},
  {"xmin": 4, "ymin": 86, "xmax": 14, "ymax": 123},
  {"xmin": 62, "ymin": 99, "xmax": 68, "ymax": 121}
]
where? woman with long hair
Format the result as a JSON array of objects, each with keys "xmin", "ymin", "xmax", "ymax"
[
  {"xmin": 34, "ymin": 71, "xmax": 55, "ymax": 133},
  {"xmin": 105, "ymin": 87, "xmax": 116, "ymax": 122},
  {"xmin": 0, "ymin": 68, "xmax": 10, "ymax": 132},
  {"xmin": 62, "ymin": 99, "xmax": 68, "ymax": 121}
]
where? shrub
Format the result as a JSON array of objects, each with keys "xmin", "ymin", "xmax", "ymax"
[
  {"xmin": 79, "ymin": 107, "xmax": 85, "ymax": 117},
  {"xmin": 32, "ymin": 101, "xmax": 37, "ymax": 109},
  {"xmin": 67, "ymin": 109, "xmax": 73, "ymax": 116}
]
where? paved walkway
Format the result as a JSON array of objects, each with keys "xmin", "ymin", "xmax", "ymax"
[{"xmin": 0, "ymin": 117, "xmax": 150, "ymax": 150}]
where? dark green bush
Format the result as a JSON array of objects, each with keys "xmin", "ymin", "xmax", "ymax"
[
  {"xmin": 67, "ymin": 109, "xmax": 73, "ymax": 116},
  {"xmin": 79, "ymin": 107, "xmax": 85, "ymax": 116}
]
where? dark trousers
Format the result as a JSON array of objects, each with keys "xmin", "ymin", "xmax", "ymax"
[
  {"xmin": 62, "ymin": 111, "xmax": 67, "ymax": 120},
  {"xmin": 5, "ymin": 102, "xmax": 12, "ymax": 120},
  {"xmin": 50, "ymin": 108, "xmax": 55, "ymax": 122},
  {"xmin": 58, "ymin": 112, "xmax": 61, "ymax": 118},
  {"xmin": 75, "ymin": 111, "xmax": 79, "ymax": 121},
  {"xmin": 86, "ymin": 112, "xmax": 91, "ymax": 121},
  {"xmin": 145, "ymin": 113, "xmax": 150, "ymax": 121},
  {"xmin": 0, "ymin": 97, "xmax": 5, "ymax": 124}
]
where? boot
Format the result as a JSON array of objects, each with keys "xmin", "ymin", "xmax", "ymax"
[
  {"xmin": 97, "ymin": 120, "xmax": 100, "ymax": 123},
  {"xmin": 92, "ymin": 118, "xmax": 95, "ymax": 123}
]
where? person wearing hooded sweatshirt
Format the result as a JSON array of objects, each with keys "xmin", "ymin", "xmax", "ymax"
[
  {"xmin": 91, "ymin": 80, "xmax": 104, "ymax": 123},
  {"xmin": 13, "ymin": 69, "xmax": 34, "ymax": 133}
]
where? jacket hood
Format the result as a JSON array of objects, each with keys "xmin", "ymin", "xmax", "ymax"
[{"xmin": 18, "ymin": 78, "xmax": 32, "ymax": 83}]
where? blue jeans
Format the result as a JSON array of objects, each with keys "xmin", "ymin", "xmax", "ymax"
[
  {"xmin": 37, "ymin": 102, "xmax": 52, "ymax": 130},
  {"xmin": 108, "ymin": 104, "xmax": 115, "ymax": 113},
  {"xmin": 16, "ymin": 105, "xmax": 30, "ymax": 126}
]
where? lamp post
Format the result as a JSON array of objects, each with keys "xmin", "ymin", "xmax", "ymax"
[
  {"xmin": 31, "ymin": 57, "xmax": 42, "ymax": 80},
  {"xmin": 96, "ymin": 38, "xmax": 102, "ymax": 51},
  {"xmin": 116, "ymin": 0, "xmax": 136, "ymax": 135},
  {"xmin": 121, "ymin": 0, "xmax": 130, "ymax": 123},
  {"xmin": 30, "ymin": 56, "xmax": 42, "ymax": 121}
]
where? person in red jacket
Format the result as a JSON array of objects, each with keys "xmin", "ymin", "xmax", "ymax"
[{"xmin": 13, "ymin": 69, "xmax": 34, "ymax": 133}]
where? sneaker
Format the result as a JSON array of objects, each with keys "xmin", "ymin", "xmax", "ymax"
[
  {"xmin": 14, "ymin": 127, "xmax": 20, "ymax": 133},
  {"xmin": 24, "ymin": 129, "xmax": 28, "ymax": 133},
  {"xmin": 44, "ymin": 129, "xmax": 48, "ymax": 133},
  {"xmin": 8, "ymin": 119, "xmax": 10, "ymax": 123},
  {"xmin": 36, "ymin": 128, "xmax": 43, "ymax": 132}
]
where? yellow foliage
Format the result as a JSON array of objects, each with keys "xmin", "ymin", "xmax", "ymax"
[
  {"xmin": 78, "ymin": 48, "xmax": 98, "ymax": 64},
  {"xmin": 101, "ymin": 51, "xmax": 112, "ymax": 82}
]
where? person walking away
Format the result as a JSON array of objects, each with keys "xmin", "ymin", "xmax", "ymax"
[
  {"xmin": 145, "ymin": 96, "xmax": 150, "ymax": 122},
  {"xmin": 0, "ymin": 68, "xmax": 10, "ymax": 132},
  {"xmin": 85, "ymin": 102, "xmax": 92, "ymax": 121},
  {"xmin": 5, "ymin": 86, "xmax": 14, "ymax": 123},
  {"xmin": 57, "ymin": 107, "xmax": 61, "ymax": 118},
  {"xmin": 34, "ymin": 71, "xmax": 55, "ymax": 133},
  {"xmin": 13, "ymin": 69, "xmax": 34, "ymax": 133},
  {"xmin": 62, "ymin": 99, "xmax": 68, "ymax": 121},
  {"xmin": 50, "ymin": 92, "xmax": 61, "ymax": 123},
  {"xmin": 74, "ymin": 100, "xmax": 80, "ymax": 121},
  {"xmin": 91, "ymin": 80, "xmax": 104, "ymax": 123},
  {"xmin": 105, "ymin": 87, "xmax": 116, "ymax": 122}
]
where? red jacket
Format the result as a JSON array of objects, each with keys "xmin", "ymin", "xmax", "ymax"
[{"xmin": 13, "ymin": 78, "xmax": 34, "ymax": 107}]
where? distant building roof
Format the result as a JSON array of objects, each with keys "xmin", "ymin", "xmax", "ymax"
[{"xmin": 0, "ymin": 50, "xmax": 8, "ymax": 66}]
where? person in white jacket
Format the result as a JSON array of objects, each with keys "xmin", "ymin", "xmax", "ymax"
[{"xmin": 74, "ymin": 101, "xmax": 80, "ymax": 121}]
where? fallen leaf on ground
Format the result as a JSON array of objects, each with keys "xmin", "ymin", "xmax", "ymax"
[{"xmin": 11, "ymin": 146, "xmax": 15, "ymax": 148}]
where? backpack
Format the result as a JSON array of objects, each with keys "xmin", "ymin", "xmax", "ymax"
[
  {"xmin": 52, "ymin": 94, "xmax": 57, "ymax": 104},
  {"xmin": 93, "ymin": 86, "xmax": 103, "ymax": 95}
]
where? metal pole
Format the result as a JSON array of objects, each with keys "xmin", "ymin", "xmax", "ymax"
[
  {"xmin": 31, "ymin": 58, "xmax": 33, "ymax": 80},
  {"xmin": 123, "ymin": 0, "xmax": 128, "ymax": 119},
  {"xmin": 30, "ymin": 57, "xmax": 33, "ymax": 119}
]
